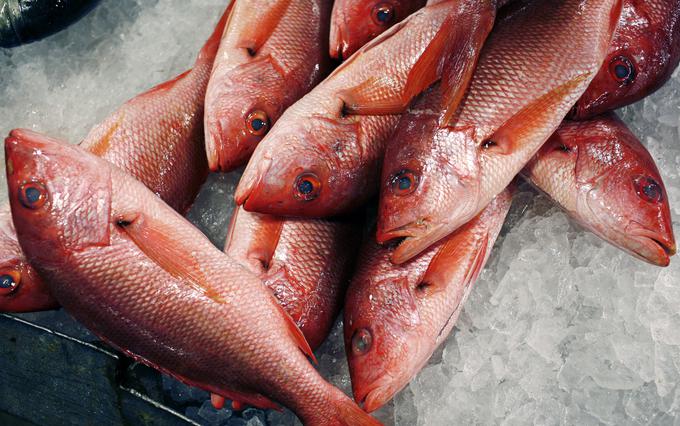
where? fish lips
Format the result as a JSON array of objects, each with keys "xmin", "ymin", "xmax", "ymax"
[
  {"xmin": 350, "ymin": 336, "xmax": 427, "ymax": 413},
  {"xmin": 627, "ymin": 223, "xmax": 677, "ymax": 267},
  {"xmin": 353, "ymin": 373, "xmax": 402, "ymax": 413},
  {"xmin": 378, "ymin": 220, "xmax": 453, "ymax": 265}
]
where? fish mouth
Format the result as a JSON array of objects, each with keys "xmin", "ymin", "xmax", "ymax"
[
  {"xmin": 629, "ymin": 227, "xmax": 676, "ymax": 267},
  {"xmin": 330, "ymin": 38, "xmax": 350, "ymax": 61},
  {"xmin": 234, "ymin": 157, "xmax": 271, "ymax": 207},
  {"xmin": 329, "ymin": 19, "xmax": 350, "ymax": 60},
  {"xmin": 205, "ymin": 138, "xmax": 220, "ymax": 172},
  {"xmin": 378, "ymin": 220, "xmax": 452, "ymax": 264},
  {"xmin": 205, "ymin": 119, "xmax": 235, "ymax": 172},
  {"xmin": 354, "ymin": 374, "xmax": 402, "ymax": 413}
]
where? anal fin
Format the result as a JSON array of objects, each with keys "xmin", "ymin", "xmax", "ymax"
[{"xmin": 119, "ymin": 213, "xmax": 225, "ymax": 302}]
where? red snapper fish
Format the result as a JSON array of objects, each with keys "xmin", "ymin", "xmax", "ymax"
[
  {"xmin": 378, "ymin": 0, "xmax": 623, "ymax": 264},
  {"xmin": 329, "ymin": 0, "xmax": 427, "ymax": 60},
  {"xmin": 522, "ymin": 113, "xmax": 676, "ymax": 266},
  {"xmin": 204, "ymin": 0, "xmax": 331, "ymax": 172},
  {"xmin": 345, "ymin": 189, "xmax": 512, "ymax": 412},
  {"xmin": 235, "ymin": 0, "xmax": 497, "ymax": 217},
  {"xmin": 225, "ymin": 206, "xmax": 361, "ymax": 349},
  {"xmin": 5, "ymin": 133, "xmax": 381, "ymax": 426},
  {"xmin": 572, "ymin": 0, "xmax": 680, "ymax": 119},
  {"xmin": 0, "ymin": 6, "xmax": 230, "ymax": 313}
]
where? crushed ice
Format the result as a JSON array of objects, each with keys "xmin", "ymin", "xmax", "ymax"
[{"xmin": 2, "ymin": 0, "xmax": 680, "ymax": 424}]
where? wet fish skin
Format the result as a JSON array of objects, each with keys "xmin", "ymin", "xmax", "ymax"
[
  {"xmin": 225, "ymin": 207, "xmax": 361, "ymax": 349},
  {"xmin": 5, "ymin": 133, "xmax": 381, "ymax": 426},
  {"xmin": 235, "ymin": 0, "xmax": 497, "ymax": 218},
  {"xmin": 0, "ymin": 7, "xmax": 229, "ymax": 313},
  {"xmin": 345, "ymin": 189, "xmax": 512, "ymax": 412},
  {"xmin": 572, "ymin": 0, "xmax": 680, "ymax": 119},
  {"xmin": 329, "ymin": 0, "xmax": 427, "ymax": 60},
  {"xmin": 204, "ymin": 0, "xmax": 331, "ymax": 172},
  {"xmin": 522, "ymin": 113, "xmax": 676, "ymax": 266},
  {"xmin": 378, "ymin": 0, "xmax": 623, "ymax": 264}
]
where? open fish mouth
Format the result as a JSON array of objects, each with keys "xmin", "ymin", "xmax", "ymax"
[{"xmin": 378, "ymin": 220, "xmax": 451, "ymax": 264}]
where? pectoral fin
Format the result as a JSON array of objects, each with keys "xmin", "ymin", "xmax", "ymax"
[
  {"xmin": 118, "ymin": 213, "xmax": 223, "ymax": 301},
  {"xmin": 339, "ymin": 8, "xmax": 463, "ymax": 115},
  {"xmin": 483, "ymin": 73, "xmax": 592, "ymax": 155}
]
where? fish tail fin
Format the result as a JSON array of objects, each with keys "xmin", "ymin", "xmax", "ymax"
[
  {"xmin": 306, "ymin": 390, "xmax": 383, "ymax": 426},
  {"xmin": 196, "ymin": 2, "xmax": 234, "ymax": 64}
]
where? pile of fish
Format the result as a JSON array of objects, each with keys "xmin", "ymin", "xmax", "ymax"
[{"xmin": 2, "ymin": 0, "xmax": 679, "ymax": 424}]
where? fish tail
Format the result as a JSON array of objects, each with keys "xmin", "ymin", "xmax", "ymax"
[{"xmin": 306, "ymin": 390, "xmax": 383, "ymax": 426}]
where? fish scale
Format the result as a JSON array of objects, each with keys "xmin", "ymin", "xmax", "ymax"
[
  {"xmin": 204, "ymin": 0, "xmax": 330, "ymax": 172},
  {"xmin": 329, "ymin": 0, "xmax": 428, "ymax": 60},
  {"xmin": 572, "ymin": 0, "xmax": 680, "ymax": 118},
  {"xmin": 345, "ymin": 189, "xmax": 512, "ymax": 413},
  {"xmin": 0, "ymin": 6, "xmax": 230, "ymax": 313},
  {"xmin": 5, "ymin": 135, "xmax": 381, "ymax": 426},
  {"xmin": 378, "ymin": 0, "xmax": 623, "ymax": 264},
  {"xmin": 236, "ymin": 0, "xmax": 497, "ymax": 217},
  {"xmin": 225, "ymin": 207, "xmax": 361, "ymax": 349},
  {"xmin": 522, "ymin": 113, "xmax": 676, "ymax": 266}
]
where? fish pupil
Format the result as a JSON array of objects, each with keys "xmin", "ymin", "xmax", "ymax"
[
  {"xmin": 609, "ymin": 56, "xmax": 636, "ymax": 84},
  {"xmin": 373, "ymin": 4, "xmax": 394, "ymax": 25},
  {"xmin": 25, "ymin": 187, "xmax": 41, "ymax": 204},
  {"xmin": 615, "ymin": 64, "xmax": 630, "ymax": 80},
  {"xmin": 251, "ymin": 118, "xmax": 265, "ymax": 131},
  {"xmin": 352, "ymin": 329, "xmax": 372, "ymax": 354},
  {"xmin": 0, "ymin": 275, "xmax": 15, "ymax": 289},
  {"xmin": 644, "ymin": 182, "xmax": 660, "ymax": 200},
  {"xmin": 398, "ymin": 176, "xmax": 411, "ymax": 190},
  {"xmin": 298, "ymin": 179, "xmax": 314, "ymax": 195},
  {"xmin": 634, "ymin": 176, "xmax": 663, "ymax": 203},
  {"xmin": 376, "ymin": 8, "xmax": 391, "ymax": 22}
]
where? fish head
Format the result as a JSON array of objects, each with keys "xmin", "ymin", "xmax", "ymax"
[
  {"xmin": 235, "ymin": 114, "xmax": 370, "ymax": 217},
  {"xmin": 572, "ymin": 3, "xmax": 680, "ymax": 119},
  {"xmin": 5, "ymin": 129, "xmax": 112, "ymax": 270},
  {"xmin": 567, "ymin": 117, "xmax": 676, "ymax": 266},
  {"xmin": 344, "ymin": 249, "xmax": 429, "ymax": 412},
  {"xmin": 205, "ymin": 60, "xmax": 285, "ymax": 172},
  {"xmin": 378, "ymin": 124, "xmax": 481, "ymax": 263},
  {"xmin": 329, "ymin": 0, "xmax": 426, "ymax": 60},
  {"xmin": 0, "ymin": 208, "xmax": 57, "ymax": 312}
]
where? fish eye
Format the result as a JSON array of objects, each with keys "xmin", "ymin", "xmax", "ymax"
[
  {"xmin": 633, "ymin": 176, "xmax": 663, "ymax": 203},
  {"xmin": 608, "ymin": 56, "xmax": 636, "ymax": 85},
  {"xmin": 0, "ymin": 270, "xmax": 21, "ymax": 296},
  {"xmin": 18, "ymin": 182, "xmax": 48, "ymax": 210},
  {"xmin": 351, "ymin": 328, "xmax": 373, "ymax": 355},
  {"xmin": 246, "ymin": 110, "xmax": 270, "ymax": 137},
  {"xmin": 294, "ymin": 172, "xmax": 321, "ymax": 201},
  {"xmin": 372, "ymin": 3, "xmax": 395, "ymax": 26},
  {"xmin": 389, "ymin": 170, "xmax": 418, "ymax": 196}
]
